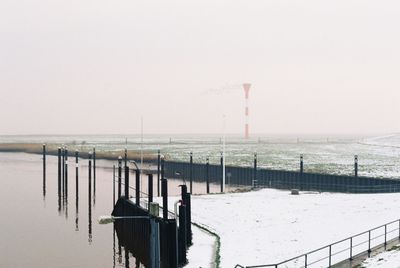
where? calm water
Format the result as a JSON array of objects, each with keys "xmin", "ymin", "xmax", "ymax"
[{"xmin": 0, "ymin": 151, "xmax": 221, "ymax": 267}]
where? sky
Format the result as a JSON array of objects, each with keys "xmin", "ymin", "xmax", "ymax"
[{"xmin": 1, "ymin": 0, "xmax": 399, "ymax": 135}]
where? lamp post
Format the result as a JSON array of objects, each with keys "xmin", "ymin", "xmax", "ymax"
[{"xmin": 98, "ymin": 215, "xmax": 160, "ymax": 268}]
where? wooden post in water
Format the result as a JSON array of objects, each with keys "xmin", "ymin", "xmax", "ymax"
[
  {"xmin": 135, "ymin": 169, "xmax": 140, "ymax": 205},
  {"xmin": 354, "ymin": 155, "xmax": 358, "ymax": 177},
  {"xmin": 58, "ymin": 147, "xmax": 61, "ymax": 197},
  {"xmin": 189, "ymin": 152, "xmax": 193, "ymax": 194},
  {"xmin": 117, "ymin": 156, "xmax": 122, "ymax": 199},
  {"xmin": 93, "ymin": 147, "xmax": 96, "ymax": 196},
  {"xmin": 161, "ymin": 158, "xmax": 168, "ymax": 220},
  {"xmin": 206, "ymin": 157, "xmax": 210, "ymax": 194},
  {"xmin": 65, "ymin": 148, "xmax": 68, "ymax": 197},
  {"xmin": 75, "ymin": 150, "xmax": 79, "ymax": 198},
  {"xmin": 42, "ymin": 144, "xmax": 46, "ymax": 196},
  {"xmin": 157, "ymin": 150, "xmax": 161, "ymax": 197},
  {"xmin": 124, "ymin": 166, "xmax": 129, "ymax": 199}
]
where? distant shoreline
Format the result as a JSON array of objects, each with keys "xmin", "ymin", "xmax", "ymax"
[{"xmin": 0, "ymin": 143, "xmax": 158, "ymax": 162}]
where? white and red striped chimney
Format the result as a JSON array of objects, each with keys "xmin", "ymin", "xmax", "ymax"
[{"xmin": 243, "ymin": 83, "xmax": 251, "ymax": 139}]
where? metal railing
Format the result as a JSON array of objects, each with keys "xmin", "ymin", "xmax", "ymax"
[{"xmin": 235, "ymin": 219, "xmax": 400, "ymax": 268}]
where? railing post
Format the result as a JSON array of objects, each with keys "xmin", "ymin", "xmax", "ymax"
[
  {"xmin": 75, "ymin": 150, "xmax": 79, "ymax": 200},
  {"xmin": 157, "ymin": 150, "xmax": 161, "ymax": 197},
  {"xmin": 350, "ymin": 237, "xmax": 353, "ymax": 260},
  {"xmin": 112, "ymin": 165, "xmax": 115, "ymax": 206},
  {"xmin": 300, "ymin": 154, "xmax": 304, "ymax": 174},
  {"xmin": 368, "ymin": 230, "xmax": 371, "ymax": 257},
  {"xmin": 58, "ymin": 147, "xmax": 61, "ymax": 196},
  {"xmin": 42, "ymin": 144, "xmax": 46, "ymax": 196},
  {"xmin": 398, "ymin": 219, "xmax": 400, "ymax": 239},
  {"xmin": 135, "ymin": 169, "xmax": 140, "ymax": 205},
  {"xmin": 253, "ymin": 153, "xmax": 257, "ymax": 188},
  {"xmin": 148, "ymin": 174, "xmax": 153, "ymax": 209},
  {"xmin": 304, "ymin": 254, "xmax": 307, "ymax": 268},
  {"xmin": 220, "ymin": 152, "xmax": 224, "ymax": 193},
  {"xmin": 65, "ymin": 148, "xmax": 68, "ymax": 197},
  {"xmin": 93, "ymin": 147, "xmax": 96, "ymax": 196},
  {"xmin": 329, "ymin": 245, "xmax": 332, "ymax": 267},
  {"xmin": 385, "ymin": 224, "xmax": 387, "ymax": 248},
  {"xmin": 117, "ymin": 156, "xmax": 122, "ymax": 199},
  {"xmin": 124, "ymin": 166, "xmax": 129, "ymax": 199},
  {"xmin": 161, "ymin": 158, "xmax": 168, "ymax": 220},
  {"xmin": 206, "ymin": 157, "xmax": 210, "ymax": 194},
  {"xmin": 189, "ymin": 152, "xmax": 193, "ymax": 194},
  {"xmin": 354, "ymin": 155, "xmax": 358, "ymax": 177},
  {"xmin": 88, "ymin": 152, "xmax": 92, "ymax": 197}
]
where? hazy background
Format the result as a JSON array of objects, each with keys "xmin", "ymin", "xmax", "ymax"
[{"xmin": 1, "ymin": 0, "xmax": 399, "ymax": 135}]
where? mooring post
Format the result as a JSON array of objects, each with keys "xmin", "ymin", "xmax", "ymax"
[
  {"xmin": 75, "ymin": 150, "xmax": 79, "ymax": 200},
  {"xmin": 161, "ymin": 158, "xmax": 168, "ymax": 220},
  {"xmin": 253, "ymin": 153, "xmax": 257, "ymax": 188},
  {"xmin": 189, "ymin": 152, "xmax": 193, "ymax": 194},
  {"xmin": 65, "ymin": 147, "xmax": 68, "ymax": 197},
  {"xmin": 206, "ymin": 157, "xmax": 210, "ymax": 194},
  {"xmin": 300, "ymin": 154, "xmax": 304, "ymax": 174},
  {"xmin": 148, "ymin": 173, "xmax": 153, "ymax": 203},
  {"xmin": 58, "ymin": 147, "xmax": 61, "ymax": 196},
  {"xmin": 117, "ymin": 156, "xmax": 122, "ymax": 199},
  {"xmin": 220, "ymin": 152, "xmax": 224, "ymax": 193},
  {"xmin": 136, "ymin": 169, "xmax": 140, "ymax": 205},
  {"xmin": 42, "ymin": 144, "xmax": 46, "ymax": 196},
  {"xmin": 93, "ymin": 147, "xmax": 96, "ymax": 195},
  {"xmin": 157, "ymin": 150, "xmax": 161, "ymax": 197},
  {"xmin": 124, "ymin": 166, "xmax": 129, "ymax": 199},
  {"xmin": 354, "ymin": 155, "xmax": 358, "ymax": 177},
  {"xmin": 178, "ymin": 203, "xmax": 187, "ymax": 264}
]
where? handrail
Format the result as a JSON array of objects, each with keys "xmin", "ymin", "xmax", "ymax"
[{"xmin": 236, "ymin": 218, "xmax": 400, "ymax": 268}]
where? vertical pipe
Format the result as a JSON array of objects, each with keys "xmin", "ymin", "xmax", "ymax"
[
  {"xmin": 118, "ymin": 156, "xmax": 122, "ymax": 199},
  {"xmin": 135, "ymin": 169, "xmax": 140, "ymax": 205},
  {"xmin": 206, "ymin": 157, "xmax": 210, "ymax": 194},
  {"xmin": 161, "ymin": 158, "xmax": 168, "ymax": 220},
  {"xmin": 354, "ymin": 155, "xmax": 358, "ymax": 177},
  {"xmin": 124, "ymin": 166, "xmax": 129, "ymax": 199},
  {"xmin": 148, "ymin": 174, "xmax": 153, "ymax": 209},
  {"xmin": 42, "ymin": 144, "xmax": 46, "ymax": 196},
  {"xmin": 157, "ymin": 150, "xmax": 161, "ymax": 197},
  {"xmin": 189, "ymin": 152, "xmax": 193, "ymax": 194},
  {"xmin": 220, "ymin": 152, "xmax": 223, "ymax": 193}
]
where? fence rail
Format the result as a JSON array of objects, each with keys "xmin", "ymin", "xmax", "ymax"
[
  {"xmin": 235, "ymin": 219, "xmax": 400, "ymax": 268},
  {"xmin": 164, "ymin": 160, "xmax": 400, "ymax": 193}
]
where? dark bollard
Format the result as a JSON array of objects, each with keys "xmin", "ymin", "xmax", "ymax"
[
  {"xmin": 43, "ymin": 144, "xmax": 46, "ymax": 196},
  {"xmin": 157, "ymin": 150, "xmax": 161, "ymax": 197},
  {"xmin": 189, "ymin": 152, "xmax": 193, "ymax": 194},
  {"xmin": 93, "ymin": 147, "xmax": 96, "ymax": 196},
  {"xmin": 75, "ymin": 150, "xmax": 79, "ymax": 196},
  {"xmin": 124, "ymin": 166, "xmax": 129, "ymax": 199},
  {"xmin": 148, "ymin": 174, "xmax": 153, "ymax": 208},
  {"xmin": 58, "ymin": 147, "xmax": 61, "ymax": 196},
  {"xmin": 300, "ymin": 154, "xmax": 304, "ymax": 174},
  {"xmin": 220, "ymin": 152, "xmax": 223, "ymax": 193},
  {"xmin": 206, "ymin": 157, "xmax": 210, "ymax": 194},
  {"xmin": 135, "ymin": 169, "xmax": 140, "ymax": 205},
  {"xmin": 117, "ymin": 156, "xmax": 122, "ymax": 199},
  {"xmin": 355, "ymin": 155, "xmax": 358, "ymax": 177},
  {"xmin": 161, "ymin": 158, "xmax": 168, "ymax": 220},
  {"xmin": 253, "ymin": 153, "xmax": 257, "ymax": 188},
  {"xmin": 178, "ymin": 204, "xmax": 188, "ymax": 264},
  {"xmin": 65, "ymin": 148, "xmax": 68, "ymax": 197}
]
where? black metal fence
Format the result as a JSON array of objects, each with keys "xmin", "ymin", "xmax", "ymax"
[
  {"xmin": 235, "ymin": 218, "xmax": 400, "ymax": 268},
  {"xmin": 164, "ymin": 160, "xmax": 400, "ymax": 193}
]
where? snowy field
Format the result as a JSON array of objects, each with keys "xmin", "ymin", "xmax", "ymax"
[
  {"xmin": 363, "ymin": 245, "xmax": 400, "ymax": 268},
  {"xmin": 166, "ymin": 189, "xmax": 400, "ymax": 267}
]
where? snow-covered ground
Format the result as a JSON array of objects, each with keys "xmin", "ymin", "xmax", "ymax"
[
  {"xmin": 186, "ymin": 225, "xmax": 216, "ymax": 267},
  {"xmin": 164, "ymin": 189, "xmax": 400, "ymax": 267},
  {"xmin": 363, "ymin": 245, "xmax": 400, "ymax": 267}
]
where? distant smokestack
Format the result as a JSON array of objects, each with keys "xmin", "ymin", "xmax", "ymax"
[{"xmin": 243, "ymin": 83, "xmax": 251, "ymax": 139}]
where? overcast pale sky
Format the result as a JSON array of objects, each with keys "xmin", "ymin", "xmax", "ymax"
[{"xmin": 1, "ymin": 0, "xmax": 399, "ymax": 135}]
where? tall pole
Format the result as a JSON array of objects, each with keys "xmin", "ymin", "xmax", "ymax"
[
  {"xmin": 189, "ymin": 152, "xmax": 193, "ymax": 194},
  {"xmin": 243, "ymin": 83, "xmax": 251, "ymax": 139},
  {"xmin": 157, "ymin": 150, "xmax": 161, "ymax": 197},
  {"xmin": 222, "ymin": 114, "xmax": 226, "ymax": 192}
]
